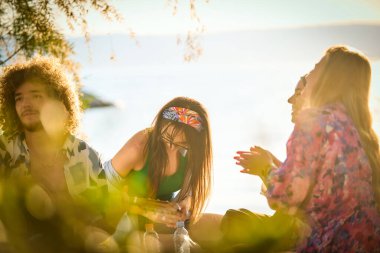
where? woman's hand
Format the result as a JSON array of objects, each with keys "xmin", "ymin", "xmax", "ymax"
[
  {"xmin": 139, "ymin": 203, "xmax": 182, "ymax": 227},
  {"xmin": 126, "ymin": 197, "xmax": 182, "ymax": 227},
  {"xmin": 251, "ymin": 146, "xmax": 282, "ymax": 167},
  {"xmin": 176, "ymin": 196, "xmax": 191, "ymax": 221},
  {"xmin": 234, "ymin": 146, "xmax": 274, "ymax": 177}
]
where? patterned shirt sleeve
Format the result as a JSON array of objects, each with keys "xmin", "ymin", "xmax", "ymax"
[{"xmin": 266, "ymin": 109, "xmax": 326, "ymax": 211}]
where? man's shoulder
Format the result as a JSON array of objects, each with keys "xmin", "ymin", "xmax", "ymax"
[
  {"xmin": 0, "ymin": 133, "xmax": 24, "ymax": 153},
  {"xmin": 63, "ymin": 135, "xmax": 106, "ymax": 193},
  {"xmin": 0, "ymin": 134, "xmax": 12, "ymax": 145},
  {"xmin": 64, "ymin": 135, "xmax": 102, "ymax": 169},
  {"xmin": 65, "ymin": 135, "xmax": 99, "ymax": 155},
  {"xmin": 0, "ymin": 134, "xmax": 7, "ymax": 149}
]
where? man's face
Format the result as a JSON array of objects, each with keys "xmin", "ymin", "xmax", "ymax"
[
  {"xmin": 288, "ymin": 76, "xmax": 306, "ymax": 123},
  {"xmin": 15, "ymin": 81, "xmax": 49, "ymax": 131}
]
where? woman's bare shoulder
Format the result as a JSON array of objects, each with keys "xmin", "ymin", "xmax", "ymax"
[{"xmin": 129, "ymin": 128, "xmax": 150, "ymax": 149}]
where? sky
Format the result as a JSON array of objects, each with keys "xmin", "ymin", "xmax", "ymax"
[{"xmin": 61, "ymin": 0, "xmax": 380, "ymax": 36}]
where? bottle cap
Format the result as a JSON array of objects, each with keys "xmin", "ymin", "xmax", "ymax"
[
  {"xmin": 176, "ymin": 221, "xmax": 184, "ymax": 228},
  {"xmin": 145, "ymin": 223, "xmax": 154, "ymax": 231}
]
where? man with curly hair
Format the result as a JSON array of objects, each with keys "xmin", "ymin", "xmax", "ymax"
[{"xmin": 0, "ymin": 57, "xmax": 111, "ymax": 252}]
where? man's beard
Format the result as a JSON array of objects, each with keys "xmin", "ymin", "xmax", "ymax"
[{"xmin": 22, "ymin": 121, "xmax": 44, "ymax": 132}]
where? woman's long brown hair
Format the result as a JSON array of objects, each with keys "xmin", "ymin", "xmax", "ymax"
[{"xmin": 144, "ymin": 97, "xmax": 212, "ymax": 221}]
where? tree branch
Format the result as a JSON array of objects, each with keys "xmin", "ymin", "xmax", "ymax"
[{"xmin": 0, "ymin": 39, "xmax": 29, "ymax": 65}]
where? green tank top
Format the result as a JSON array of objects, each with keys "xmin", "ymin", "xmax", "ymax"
[{"xmin": 125, "ymin": 154, "xmax": 187, "ymax": 200}]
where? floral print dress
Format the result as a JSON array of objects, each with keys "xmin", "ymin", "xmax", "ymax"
[{"xmin": 266, "ymin": 103, "xmax": 380, "ymax": 252}]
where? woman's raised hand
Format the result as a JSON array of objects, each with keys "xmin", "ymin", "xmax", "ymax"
[{"xmin": 234, "ymin": 146, "xmax": 274, "ymax": 177}]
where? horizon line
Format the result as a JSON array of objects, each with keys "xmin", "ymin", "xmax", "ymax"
[{"xmin": 66, "ymin": 20, "xmax": 380, "ymax": 39}]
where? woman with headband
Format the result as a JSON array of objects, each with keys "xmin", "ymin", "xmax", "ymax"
[{"xmin": 104, "ymin": 97, "xmax": 212, "ymax": 230}]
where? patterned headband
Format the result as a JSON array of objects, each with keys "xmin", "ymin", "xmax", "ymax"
[{"xmin": 162, "ymin": 106, "xmax": 203, "ymax": 132}]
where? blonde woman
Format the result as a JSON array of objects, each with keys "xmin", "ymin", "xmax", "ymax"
[{"xmin": 243, "ymin": 46, "xmax": 380, "ymax": 251}]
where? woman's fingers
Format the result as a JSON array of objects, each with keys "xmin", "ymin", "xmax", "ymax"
[
  {"xmin": 235, "ymin": 154, "xmax": 255, "ymax": 168},
  {"xmin": 235, "ymin": 157, "xmax": 248, "ymax": 167},
  {"xmin": 235, "ymin": 153, "xmax": 255, "ymax": 160},
  {"xmin": 235, "ymin": 149, "xmax": 266, "ymax": 172},
  {"xmin": 241, "ymin": 152, "xmax": 257, "ymax": 159},
  {"xmin": 143, "ymin": 210, "xmax": 181, "ymax": 225},
  {"xmin": 236, "ymin": 150, "xmax": 251, "ymax": 154},
  {"xmin": 234, "ymin": 156, "xmax": 246, "ymax": 166},
  {"xmin": 251, "ymin": 146, "xmax": 265, "ymax": 153},
  {"xmin": 145, "ymin": 199, "xmax": 176, "ymax": 210},
  {"xmin": 238, "ymin": 147, "xmax": 268, "ymax": 155},
  {"xmin": 240, "ymin": 168, "xmax": 251, "ymax": 173},
  {"xmin": 233, "ymin": 155, "xmax": 242, "ymax": 161},
  {"xmin": 251, "ymin": 145, "xmax": 266, "ymax": 150},
  {"xmin": 240, "ymin": 168, "xmax": 258, "ymax": 175},
  {"xmin": 251, "ymin": 146, "xmax": 271, "ymax": 157},
  {"xmin": 235, "ymin": 147, "xmax": 274, "ymax": 177}
]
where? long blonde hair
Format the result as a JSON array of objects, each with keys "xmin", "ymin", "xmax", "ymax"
[
  {"xmin": 144, "ymin": 97, "xmax": 212, "ymax": 222},
  {"xmin": 310, "ymin": 45, "xmax": 380, "ymax": 208}
]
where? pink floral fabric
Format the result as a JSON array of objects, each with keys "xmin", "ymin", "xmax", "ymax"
[{"xmin": 266, "ymin": 103, "xmax": 380, "ymax": 252}]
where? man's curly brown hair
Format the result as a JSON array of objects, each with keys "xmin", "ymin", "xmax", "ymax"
[{"xmin": 0, "ymin": 57, "xmax": 81, "ymax": 138}]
